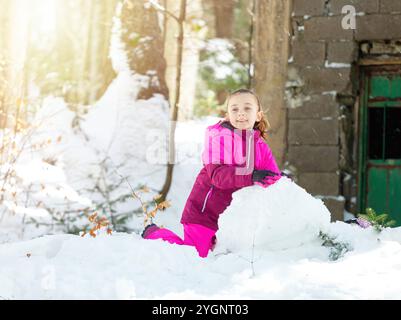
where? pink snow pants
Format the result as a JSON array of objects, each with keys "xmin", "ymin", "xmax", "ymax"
[{"xmin": 144, "ymin": 223, "xmax": 217, "ymax": 258}]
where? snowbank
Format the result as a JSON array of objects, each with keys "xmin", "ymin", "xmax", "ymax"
[
  {"xmin": 218, "ymin": 178, "xmax": 331, "ymax": 252},
  {"xmin": 1, "ymin": 223, "xmax": 401, "ymax": 299}
]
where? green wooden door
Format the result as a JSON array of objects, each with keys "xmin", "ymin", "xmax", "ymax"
[{"xmin": 359, "ymin": 67, "xmax": 401, "ymax": 226}]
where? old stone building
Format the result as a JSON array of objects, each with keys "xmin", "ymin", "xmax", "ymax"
[{"xmin": 285, "ymin": 0, "xmax": 401, "ymax": 224}]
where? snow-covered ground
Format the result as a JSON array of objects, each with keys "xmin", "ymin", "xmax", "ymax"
[{"xmin": 1, "ymin": 206, "xmax": 401, "ymax": 299}]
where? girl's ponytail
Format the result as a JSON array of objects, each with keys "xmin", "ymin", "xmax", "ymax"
[{"xmin": 253, "ymin": 111, "xmax": 270, "ymax": 141}]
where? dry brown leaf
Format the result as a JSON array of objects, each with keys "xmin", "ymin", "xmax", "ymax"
[
  {"xmin": 89, "ymin": 212, "xmax": 98, "ymax": 222},
  {"xmin": 157, "ymin": 200, "xmax": 171, "ymax": 210},
  {"xmin": 153, "ymin": 194, "xmax": 162, "ymax": 201},
  {"xmin": 149, "ymin": 209, "xmax": 157, "ymax": 218}
]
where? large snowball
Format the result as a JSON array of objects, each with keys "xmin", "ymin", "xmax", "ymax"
[{"xmin": 217, "ymin": 177, "xmax": 331, "ymax": 252}]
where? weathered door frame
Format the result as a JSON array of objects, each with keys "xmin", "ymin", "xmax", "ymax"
[{"xmin": 357, "ymin": 62, "xmax": 401, "ymax": 224}]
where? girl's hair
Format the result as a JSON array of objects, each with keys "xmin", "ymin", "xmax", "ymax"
[{"xmin": 225, "ymin": 88, "xmax": 270, "ymax": 140}]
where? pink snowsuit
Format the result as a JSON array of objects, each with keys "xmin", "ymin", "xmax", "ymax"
[{"xmin": 144, "ymin": 120, "xmax": 280, "ymax": 257}]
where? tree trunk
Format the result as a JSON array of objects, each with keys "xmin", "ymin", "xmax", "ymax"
[
  {"xmin": 0, "ymin": 0, "xmax": 11, "ymax": 130},
  {"xmin": 212, "ymin": 0, "xmax": 236, "ymax": 105},
  {"xmin": 252, "ymin": 0, "xmax": 291, "ymax": 167},
  {"xmin": 213, "ymin": 0, "xmax": 235, "ymax": 39},
  {"xmin": 48, "ymin": 0, "xmax": 117, "ymax": 107},
  {"xmin": 0, "ymin": 0, "xmax": 28, "ymax": 130},
  {"xmin": 97, "ymin": 1, "xmax": 117, "ymax": 103},
  {"xmin": 159, "ymin": 0, "xmax": 187, "ymax": 202},
  {"xmin": 120, "ymin": 0, "xmax": 169, "ymax": 100},
  {"xmin": 163, "ymin": 0, "xmax": 180, "ymax": 114},
  {"xmin": 85, "ymin": 0, "xmax": 117, "ymax": 105},
  {"xmin": 164, "ymin": 0, "xmax": 204, "ymax": 121}
]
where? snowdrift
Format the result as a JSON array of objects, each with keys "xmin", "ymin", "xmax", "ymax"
[{"xmin": 217, "ymin": 178, "xmax": 331, "ymax": 252}]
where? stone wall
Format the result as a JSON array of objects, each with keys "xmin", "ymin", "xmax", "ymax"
[{"xmin": 287, "ymin": 0, "xmax": 401, "ymax": 221}]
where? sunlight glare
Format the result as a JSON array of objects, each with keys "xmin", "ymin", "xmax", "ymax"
[{"xmin": 30, "ymin": 0, "xmax": 58, "ymax": 37}]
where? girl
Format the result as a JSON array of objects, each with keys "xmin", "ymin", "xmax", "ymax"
[{"xmin": 142, "ymin": 88, "xmax": 283, "ymax": 258}]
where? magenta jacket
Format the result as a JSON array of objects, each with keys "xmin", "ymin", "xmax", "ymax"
[{"xmin": 180, "ymin": 120, "xmax": 280, "ymax": 231}]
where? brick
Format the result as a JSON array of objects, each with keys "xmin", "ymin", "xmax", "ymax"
[
  {"xmin": 288, "ymin": 146, "xmax": 339, "ymax": 172},
  {"xmin": 380, "ymin": 0, "xmax": 401, "ymax": 13},
  {"xmin": 355, "ymin": 14, "xmax": 401, "ymax": 40},
  {"xmin": 289, "ymin": 94, "xmax": 339, "ymax": 119},
  {"xmin": 293, "ymin": 0, "xmax": 326, "ymax": 17},
  {"xmin": 292, "ymin": 40, "xmax": 326, "ymax": 66},
  {"xmin": 322, "ymin": 197, "xmax": 345, "ymax": 222},
  {"xmin": 289, "ymin": 119, "xmax": 339, "ymax": 145},
  {"xmin": 299, "ymin": 172, "xmax": 339, "ymax": 195},
  {"xmin": 327, "ymin": 41, "xmax": 357, "ymax": 63},
  {"xmin": 329, "ymin": 0, "xmax": 379, "ymax": 15},
  {"xmin": 304, "ymin": 16, "xmax": 354, "ymax": 41},
  {"xmin": 302, "ymin": 67, "xmax": 351, "ymax": 93}
]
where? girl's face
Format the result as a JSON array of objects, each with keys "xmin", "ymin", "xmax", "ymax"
[{"xmin": 225, "ymin": 93, "xmax": 262, "ymax": 130}]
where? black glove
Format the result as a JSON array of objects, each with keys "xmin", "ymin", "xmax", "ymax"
[
  {"xmin": 280, "ymin": 172, "xmax": 292, "ymax": 178},
  {"xmin": 251, "ymin": 169, "xmax": 280, "ymax": 182}
]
